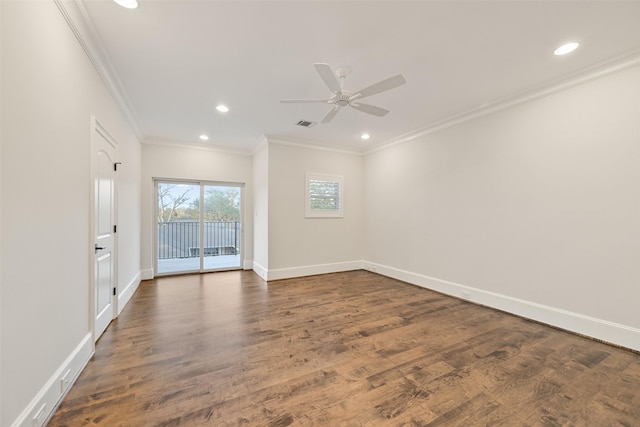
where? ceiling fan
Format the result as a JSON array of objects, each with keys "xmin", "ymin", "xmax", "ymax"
[{"xmin": 280, "ymin": 63, "xmax": 406, "ymax": 124}]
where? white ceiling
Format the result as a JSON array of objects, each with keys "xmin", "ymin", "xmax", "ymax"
[{"xmin": 80, "ymin": 0, "xmax": 640, "ymax": 153}]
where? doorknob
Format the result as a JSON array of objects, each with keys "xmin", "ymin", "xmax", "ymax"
[{"xmin": 95, "ymin": 244, "xmax": 105, "ymax": 253}]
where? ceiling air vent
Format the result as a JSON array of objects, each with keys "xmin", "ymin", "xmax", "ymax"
[{"xmin": 296, "ymin": 120, "xmax": 316, "ymax": 128}]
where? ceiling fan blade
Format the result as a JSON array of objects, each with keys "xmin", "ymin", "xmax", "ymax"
[
  {"xmin": 321, "ymin": 106, "xmax": 340, "ymax": 123},
  {"xmin": 353, "ymin": 74, "xmax": 406, "ymax": 99},
  {"xmin": 350, "ymin": 103, "xmax": 389, "ymax": 117},
  {"xmin": 314, "ymin": 63, "xmax": 341, "ymax": 93},
  {"xmin": 280, "ymin": 99, "xmax": 329, "ymax": 104}
]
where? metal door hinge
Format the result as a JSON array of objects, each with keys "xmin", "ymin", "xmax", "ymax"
[
  {"xmin": 114, "ymin": 162, "xmax": 122, "ymax": 171},
  {"xmin": 114, "ymin": 225, "xmax": 117, "ymax": 233},
  {"xmin": 113, "ymin": 287, "xmax": 117, "ymax": 296}
]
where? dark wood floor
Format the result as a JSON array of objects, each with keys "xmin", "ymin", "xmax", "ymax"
[{"xmin": 48, "ymin": 270, "xmax": 640, "ymax": 426}]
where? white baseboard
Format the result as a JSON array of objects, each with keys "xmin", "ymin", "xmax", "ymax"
[
  {"xmin": 252, "ymin": 261, "xmax": 268, "ymax": 280},
  {"xmin": 118, "ymin": 271, "xmax": 141, "ymax": 315},
  {"xmin": 140, "ymin": 268, "xmax": 154, "ymax": 280},
  {"xmin": 366, "ymin": 262, "xmax": 640, "ymax": 352},
  {"xmin": 267, "ymin": 260, "xmax": 364, "ymax": 281},
  {"xmin": 243, "ymin": 260, "xmax": 253, "ymax": 270},
  {"xmin": 10, "ymin": 333, "xmax": 93, "ymax": 427}
]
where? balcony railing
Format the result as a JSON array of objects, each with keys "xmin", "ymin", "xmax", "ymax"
[{"xmin": 158, "ymin": 221, "xmax": 240, "ymax": 259}]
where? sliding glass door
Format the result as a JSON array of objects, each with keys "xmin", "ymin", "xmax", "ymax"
[
  {"xmin": 156, "ymin": 180, "xmax": 242, "ymax": 275},
  {"xmin": 201, "ymin": 185, "xmax": 242, "ymax": 270}
]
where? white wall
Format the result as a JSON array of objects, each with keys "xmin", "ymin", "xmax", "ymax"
[
  {"xmin": 364, "ymin": 65, "xmax": 640, "ymax": 349},
  {"xmin": 0, "ymin": 0, "xmax": 4, "ymax": 417},
  {"xmin": 265, "ymin": 141, "xmax": 364, "ymax": 279},
  {"xmin": 116, "ymin": 127, "xmax": 142, "ymax": 311},
  {"xmin": 141, "ymin": 141, "xmax": 253, "ymax": 276},
  {"xmin": 252, "ymin": 141, "xmax": 269, "ymax": 278},
  {"xmin": 0, "ymin": 2, "xmax": 141, "ymax": 425}
]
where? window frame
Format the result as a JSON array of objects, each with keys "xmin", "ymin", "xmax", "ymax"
[{"xmin": 305, "ymin": 172, "xmax": 344, "ymax": 218}]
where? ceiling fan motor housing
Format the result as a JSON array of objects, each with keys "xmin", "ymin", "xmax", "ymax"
[{"xmin": 333, "ymin": 92, "xmax": 352, "ymax": 107}]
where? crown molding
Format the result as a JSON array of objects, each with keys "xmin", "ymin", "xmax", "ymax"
[
  {"xmin": 54, "ymin": 0, "xmax": 145, "ymax": 140},
  {"xmin": 142, "ymin": 137, "xmax": 253, "ymax": 156},
  {"xmin": 264, "ymin": 135, "xmax": 364, "ymax": 156},
  {"xmin": 366, "ymin": 49, "xmax": 640, "ymax": 155}
]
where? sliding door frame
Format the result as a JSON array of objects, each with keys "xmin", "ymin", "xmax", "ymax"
[{"xmin": 153, "ymin": 178, "xmax": 244, "ymax": 276}]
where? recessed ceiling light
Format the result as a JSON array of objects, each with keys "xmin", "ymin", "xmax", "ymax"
[
  {"xmin": 113, "ymin": 0, "xmax": 138, "ymax": 9},
  {"xmin": 216, "ymin": 105, "xmax": 229, "ymax": 113},
  {"xmin": 199, "ymin": 134, "xmax": 209, "ymax": 141},
  {"xmin": 554, "ymin": 42, "xmax": 579, "ymax": 56},
  {"xmin": 361, "ymin": 133, "xmax": 371, "ymax": 140}
]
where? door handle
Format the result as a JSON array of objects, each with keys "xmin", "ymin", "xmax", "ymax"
[{"xmin": 95, "ymin": 244, "xmax": 105, "ymax": 253}]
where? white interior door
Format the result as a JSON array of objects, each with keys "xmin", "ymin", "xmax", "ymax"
[{"xmin": 94, "ymin": 121, "xmax": 117, "ymax": 341}]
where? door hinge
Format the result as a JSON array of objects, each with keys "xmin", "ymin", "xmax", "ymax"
[
  {"xmin": 114, "ymin": 162, "xmax": 122, "ymax": 171},
  {"xmin": 113, "ymin": 287, "xmax": 117, "ymax": 296},
  {"xmin": 113, "ymin": 225, "xmax": 117, "ymax": 233}
]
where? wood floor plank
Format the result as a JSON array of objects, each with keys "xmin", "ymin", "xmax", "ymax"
[{"xmin": 47, "ymin": 270, "xmax": 640, "ymax": 426}]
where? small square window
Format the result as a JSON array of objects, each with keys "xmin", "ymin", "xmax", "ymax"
[{"xmin": 305, "ymin": 173, "xmax": 344, "ymax": 218}]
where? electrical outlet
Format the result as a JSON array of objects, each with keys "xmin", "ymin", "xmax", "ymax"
[
  {"xmin": 33, "ymin": 404, "xmax": 47, "ymax": 427},
  {"xmin": 61, "ymin": 369, "xmax": 72, "ymax": 392}
]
